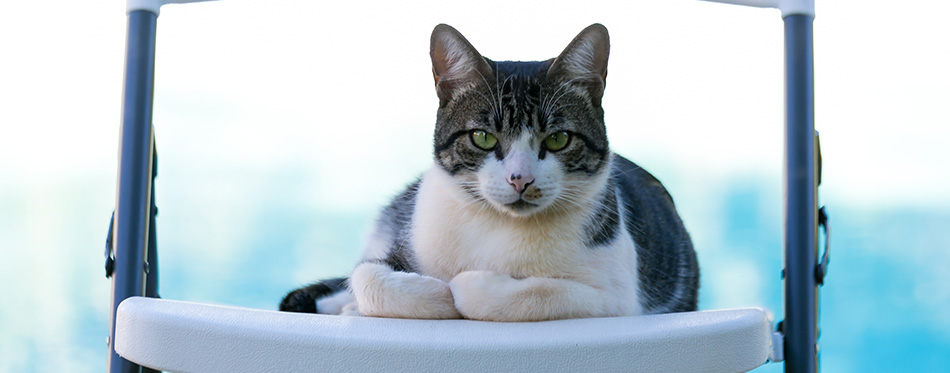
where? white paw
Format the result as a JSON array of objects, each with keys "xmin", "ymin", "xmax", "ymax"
[
  {"xmin": 349, "ymin": 262, "xmax": 461, "ymax": 319},
  {"xmin": 449, "ymin": 270, "xmax": 519, "ymax": 321},
  {"xmin": 340, "ymin": 301, "xmax": 360, "ymax": 317},
  {"xmin": 450, "ymin": 271, "xmax": 609, "ymax": 321},
  {"xmin": 315, "ymin": 290, "xmax": 354, "ymax": 315}
]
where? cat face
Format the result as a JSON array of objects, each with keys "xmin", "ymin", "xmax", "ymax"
[{"xmin": 430, "ymin": 24, "xmax": 611, "ymax": 217}]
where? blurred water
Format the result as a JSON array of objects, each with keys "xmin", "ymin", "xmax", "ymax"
[{"xmin": 2, "ymin": 165, "xmax": 949, "ymax": 372}]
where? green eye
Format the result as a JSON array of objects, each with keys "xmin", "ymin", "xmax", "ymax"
[
  {"xmin": 544, "ymin": 131, "xmax": 571, "ymax": 151},
  {"xmin": 471, "ymin": 130, "xmax": 498, "ymax": 150}
]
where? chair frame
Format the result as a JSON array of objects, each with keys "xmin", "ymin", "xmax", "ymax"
[{"xmin": 105, "ymin": 1, "xmax": 824, "ymax": 372}]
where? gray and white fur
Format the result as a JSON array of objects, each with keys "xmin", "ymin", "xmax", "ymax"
[{"xmin": 280, "ymin": 24, "xmax": 699, "ymax": 321}]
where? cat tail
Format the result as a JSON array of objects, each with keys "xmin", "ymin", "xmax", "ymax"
[{"xmin": 279, "ymin": 277, "xmax": 348, "ymax": 314}]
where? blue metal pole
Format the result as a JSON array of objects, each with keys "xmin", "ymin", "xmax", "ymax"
[
  {"xmin": 694, "ymin": 2, "xmax": 820, "ymax": 371},
  {"xmin": 108, "ymin": 9, "xmax": 158, "ymax": 373},
  {"xmin": 783, "ymin": 13, "xmax": 818, "ymax": 373},
  {"xmin": 145, "ymin": 151, "xmax": 159, "ymax": 300}
]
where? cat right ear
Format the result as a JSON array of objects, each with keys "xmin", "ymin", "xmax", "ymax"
[
  {"xmin": 430, "ymin": 24, "xmax": 494, "ymax": 107},
  {"xmin": 547, "ymin": 24, "xmax": 610, "ymax": 107}
]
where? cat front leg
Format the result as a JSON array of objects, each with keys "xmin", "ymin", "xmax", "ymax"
[
  {"xmin": 449, "ymin": 270, "xmax": 611, "ymax": 322},
  {"xmin": 348, "ymin": 262, "xmax": 461, "ymax": 319}
]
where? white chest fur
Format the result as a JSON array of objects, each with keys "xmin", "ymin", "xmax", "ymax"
[{"xmin": 411, "ymin": 165, "xmax": 641, "ymax": 307}]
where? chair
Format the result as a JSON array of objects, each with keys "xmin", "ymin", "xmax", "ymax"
[{"xmin": 106, "ymin": 0, "xmax": 823, "ymax": 372}]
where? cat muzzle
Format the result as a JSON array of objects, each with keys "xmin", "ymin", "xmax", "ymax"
[{"xmin": 507, "ymin": 174, "xmax": 535, "ymax": 194}]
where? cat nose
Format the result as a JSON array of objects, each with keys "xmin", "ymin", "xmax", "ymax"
[{"xmin": 507, "ymin": 173, "xmax": 535, "ymax": 194}]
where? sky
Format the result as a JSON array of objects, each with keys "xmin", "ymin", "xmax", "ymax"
[
  {"xmin": 1, "ymin": 0, "xmax": 948, "ymax": 212},
  {"xmin": 1, "ymin": 0, "xmax": 949, "ymax": 371}
]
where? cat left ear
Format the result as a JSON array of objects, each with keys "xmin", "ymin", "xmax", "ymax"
[
  {"xmin": 547, "ymin": 24, "xmax": 610, "ymax": 107},
  {"xmin": 430, "ymin": 24, "xmax": 494, "ymax": 107}
]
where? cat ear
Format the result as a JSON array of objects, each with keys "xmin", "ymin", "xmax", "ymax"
[
  {"xmin": 547, "ymin": 24, "xmax": 610, "ymax": 107},
  {"xmin": 430, "ymin": 24, "xmax": 494, "ymax": 106}
]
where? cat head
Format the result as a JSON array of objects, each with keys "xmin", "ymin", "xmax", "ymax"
[{"xmin": 430, "ymin": 24, "xmax": 611, "ymax": 218}]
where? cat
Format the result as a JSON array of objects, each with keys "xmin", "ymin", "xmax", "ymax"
[{"xmin": 280, "ymin": 23, "xmax": 699, "ymax": 321}]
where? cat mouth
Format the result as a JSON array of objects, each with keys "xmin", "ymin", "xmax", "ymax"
[{"xmin": 504, "ymin": 199, "xmax": 538, "ymax": 211}]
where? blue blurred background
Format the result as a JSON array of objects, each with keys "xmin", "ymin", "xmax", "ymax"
[{"xmin": 1, "ymin": 0, "xmax": 948, "ymax": 371}]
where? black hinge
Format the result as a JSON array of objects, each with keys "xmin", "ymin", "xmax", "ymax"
[
  {"xmin": 816, "ymin": 206, "xmax": 830, "ymax": 285},
  {"xmin": 104, "ymin": 211, "xmax": 115, "ymax": 278}
]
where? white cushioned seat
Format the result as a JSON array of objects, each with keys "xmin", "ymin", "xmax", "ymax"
[{"xmin": 115, "ymin": 297, "xmax": 774, "ymax": 372}]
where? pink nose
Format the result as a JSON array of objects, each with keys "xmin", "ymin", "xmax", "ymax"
[{"xmin": 507, "ymin": 173, "xmax": 535, "ymax": 194}]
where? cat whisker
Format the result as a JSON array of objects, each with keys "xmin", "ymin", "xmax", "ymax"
[
  {"xmin": 547, "ymin": 104, "xmax": 579, "ymax": 119},
  {"xmin": 474, "ymin": 69, "xmax": 499, "ymax": 117},
  {"xmin": 542, "ymin": 76, "xmax": 586, "ymax": 117},
  {"xmin": 497, "ymin": 74, "xmax": 515, "ymax": 121},
  {"xmin": 495, "ymin": 70, "xmax": 503, "ymax": 121},
  {"xmin": 472, "ymin": 90, "xmax": 497, "ymax": 116}
]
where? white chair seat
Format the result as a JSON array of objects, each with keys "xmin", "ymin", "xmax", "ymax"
[{"xmin": 115, "ymin": 296, "xmax": 774, "ymax": 372}]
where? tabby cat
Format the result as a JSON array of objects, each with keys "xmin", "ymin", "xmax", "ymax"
[{"xmin": 280, "ymin": 23, "xmax": 699, "ymax": 321}]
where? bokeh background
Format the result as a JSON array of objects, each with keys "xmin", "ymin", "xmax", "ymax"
[{"xmin": 1, "ymin": 0, "xmax": 948, "ymax": 371}]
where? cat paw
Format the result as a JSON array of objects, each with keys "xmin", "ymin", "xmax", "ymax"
[
  {"xmin": 340, "ymin": 301, "xmax": 361, "ymax": 316},
  {"xmin": 349, "ymin": 262, "xmax": 461, "ymax": 319},
  {"xmin": 449, "ymin": 270, "xmax": 521, "ymax": 321}
]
